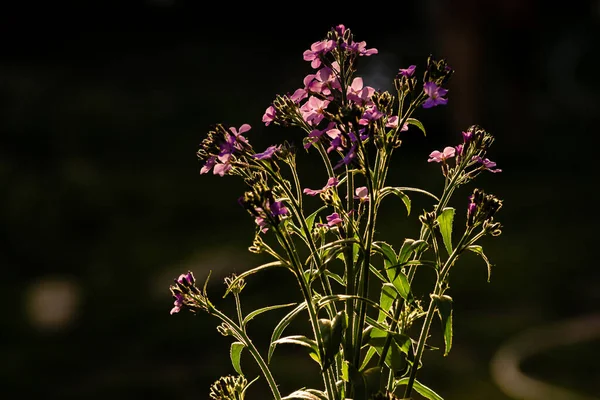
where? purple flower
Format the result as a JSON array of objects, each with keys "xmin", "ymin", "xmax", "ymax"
[
  {"xmin": 170, "ymin": 292, "xmax": 184, "ymax": 315},
  {"xmin": 304, "ymin": 122, "xmax": 336, "ymax": 150},
  {"xmin": 177, "ymin": 272, "xmax": 195, "ymax": 286},
  {"xmin": 358, "ymin": 106, "xmax": 384, "ymax": 125},
  {"xmin": 263, "ymin": 105, "xmax": 276, "ymax": 126},
  {"xmin": 473, "ymin": 156, "xmax": 502, "ymax": 173},
  {"xmin": 467, "ymin": 196, "xmax": 477, "ymax": 226},
  {"xmin": 347, "ymin": 41, "xmax": 378, "ymax": 56},
  {"xmin": 325, "ymin": 128, "xmax": 345, "ymax": 153},
  {"xmin": 462, "ymin": 130, "xmax": 473, "ymax": 143},
  {"xmin": 270, "ymin": 201, "xmax": 289, "ymax": 217},
  {"xmin": 325, "ymin": 212, "xmax": 343, "ymax": 226},
  {"xmin": 398, "ymin": 65, "xmax": 416, "ymax": 77},
  {"xmin": 303, "ymin": 176, "xmax": 339, "ymax": 196},
  {"xmin": 334, "ymin": 144, "xmax": 357, "ymax": 169},
  {"xmin": 422, "ymin": 82, "xmax": 448, "ymax": 109},
  {"xmin": 253, "ymin": 145, "xmax": 280, "ymax": 160},
  {"xmin": 428, "ymin": 147, "xmax": 456, "ymax": 163}
]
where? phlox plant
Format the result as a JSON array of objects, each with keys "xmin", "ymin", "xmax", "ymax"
[{"xmin": 169, "ymin": 24, "xmax": 504, "ymax": 400}]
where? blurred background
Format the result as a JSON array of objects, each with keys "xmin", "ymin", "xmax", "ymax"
[{"xmin": 2, "ymin": 1, "xmax": 599, "ymax": 399}]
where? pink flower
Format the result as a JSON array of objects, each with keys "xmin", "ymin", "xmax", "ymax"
[
  {"xmin": 354, "ymin": 186, "xmax": 369, "ymax": 202},
  {"xmin": 299, "ymin": 96, "xmax": 330, "ymax": 126},
  {"xmin": 428, "ymin": 146, "xmax": 456, "ymax": 163},
  {"xmin": 262, "ymin": 105, "xmax": 276, "ymax": 126},
  {"xmin": 347, "ymin": 77, "xmax": 375, "ymax": 106},
  {"xmin": 385, "ymin": 116, "xmax": 409, "ymax": 131},
  {"xmin": 303, "ymin": 40, "xmax": 335, "ymax": 69},
  {"xmin": 303, "ymin": 177, "xmax": 339, "ymax": 196}
]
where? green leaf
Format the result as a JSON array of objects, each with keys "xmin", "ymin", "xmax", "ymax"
[
  {"xmin": 359, "ymin": 346, "xmax": 377, "ymax": 371},
  {"xmin": 466, "ymin": 244, "xmax": 493, "ymax": 282},
  {"xmin": 391, "ymin": 271, "xmax": 412, "ymax": 302},
  {"xmin": 242, "ymin": 302, "xmax": 296, "ymax": 327},
  {"xmin": 368, "ymin": 327, "xmax": 409, "ymax": 373},
  {"xmin": 378, "ymin": 283, "xmax": 397, "ymax": 322},
  {"xmin": 407, "ymin": 117, "xmax": 426, "ymax": 136},
  {"xmin": 393, "ymin": 186, "xmax": 439, "ymax": 202},
  {"xmin": 230, "ymin": 341, "xmax": 245, "ymax": 375},
  {"xmin": 436, "ymin": 207, "xmax": 455, "ymax": 256},
  {"xmin": 272, "ymin": 335, "xmax": 320, "ymax": 364},
  {"xmin": 372, "ymin": 241, "xmax": 398, "ymax": 270},
  {"xmin": 269, "ymin": 302, "xmax": 308, "ymax": 363},
  {"xmin": 224, "ymin": 261, "xmax": 288, "ymax": 297},
  {"xmin": 396, "ymin": 239, "xmax": 428, "ymax": 267},
  {"xmin": 390, "ymin": 188, "xmax": 411, "ymax": 215},
  {"xmin": 317, "ymin": 294, "xmax": 393, "ymax": 321},
  {"xmin": 324, "ymin": 270, "xmax": 345, "ymax": 286},
  {"xmin": 369, "ymin": 263, "xmax": 388, "ymax": 283},
  {"xmin": 394, "ymin": 378, "xmax": 444, "ymax": 400},
  {"xmin": 397, "ymin": 239, "xmax": 415, "ymax": 266},
  {"xmin": 432, "ymin": 294, "xmax": 453, "ymax": 356},
  {"xmin": 320, "ymin": 313, "xmax": 346, "ymax": 370}
]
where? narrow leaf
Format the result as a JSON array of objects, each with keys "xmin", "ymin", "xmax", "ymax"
[
  {"xmin": 282, "ymin": 390, "xmax": 327, "ymax": 400},
  {"xmin": 407, "ymin": 117, "xmax": 426, "ymax": 136},
  {"xmin": 230, "ymin": 341, "xmax": 245, "ymax": 376},
  {"xmin": 224, "ymin": 261, "xmax": 288, "ymax": 297},
  {"xmin": 242, "ymin": 302, "xmax": 296, "ymax": 327},
  {"xmin": 269, "ymin": 302, "xmax": 308, "ymax": 363},
  {"xmin": 467, "ymin": 244, "xmax": 493, "ymax": 282},
  {"xmin": 273, "ymin": 335, "xmax": 320, "ymax": 363},
  {"xmin": 432, "ymin": 294, "xmax": 453, "ymax": 356},
  {"xmin": 436, "ymin": 207, "xmax": 455, "ymax": 256},
  {"xmin": 324, "ymin": 270, "xmax": 345, "ymax": 286},
  {"xmin": 306, "ymin": 205, "xmax": 327, "ymax": 234},
  {"xmin": 359, "ymin": 346, "xmax": 377, "ymax": 371},
  {"xmin": 394, "ymin": 378, "xmax": 444, "ymax": 400},
  {"xmin": 369, "ymin": 263, "xmax": 388, "ymax": 283},
  {"xmin": 392, "ymin": 186, "xmax": 439, "ymax": 202},
  {"xmin": 390, "ymin": 188, "xmax": 411, "ymax": 215}
]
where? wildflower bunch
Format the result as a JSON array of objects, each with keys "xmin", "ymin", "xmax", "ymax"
[{"xmin": 169, "ymin": 24, "xmax": 503, "ymax": 400}]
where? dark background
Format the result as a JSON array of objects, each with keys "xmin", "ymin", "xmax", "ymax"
[{"xmin": 2, "ymin": 1, "xmax": 599, "ymax": 399}]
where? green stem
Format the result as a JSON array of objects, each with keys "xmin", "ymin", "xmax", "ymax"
[
  {"xmin": 234, "ymin": 293, "xmax": 243, "ymax": 327},
  {"xmin": 211, "ymin": 309, "xmax": 282, "ymax": 400},
  {"xmin": 264, "ymin": 166, "xmax": 337, "ymax": 316},
  {"xmin": 353, "ymin": 138, "xmax": 377, "ymax": 368},
  {"xmin": 403, "ymin": 233, "xmax": 470, "ymax": 398},
  {"xmin": 276, "ymin": 226, "xmax": 339, "ymax": 400}
]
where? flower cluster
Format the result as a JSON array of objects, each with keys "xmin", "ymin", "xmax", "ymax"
[
  {"xmin": 176, "ymin": 24, "xmax": 504, "ymax": 400},
  {"xmin": 428, "ymin": 124, "xmax": 502, "ymax": 179},
  {"xmin": 169, "ymin": 271, "xmax": 210, "ymax": 315}
]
